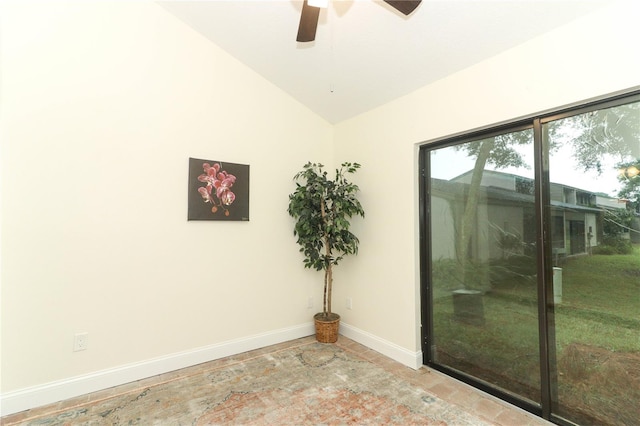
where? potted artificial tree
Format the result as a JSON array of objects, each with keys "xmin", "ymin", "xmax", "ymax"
[{"xmin": 288, "ymin": 162, "xmax": 365, "ymax": 343}]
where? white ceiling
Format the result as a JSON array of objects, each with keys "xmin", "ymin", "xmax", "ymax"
[{"xmin": 160, "ymin": 0, "xmax": 608, "ymax": 124}]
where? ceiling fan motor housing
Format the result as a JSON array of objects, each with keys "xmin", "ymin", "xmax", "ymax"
[{"xmin": 296, "ymin": 0, "xmax": 422, "ymax": 43}]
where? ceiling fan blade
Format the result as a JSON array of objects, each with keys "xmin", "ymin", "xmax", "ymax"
[
  {"xmin": 296, "ymin": 1, "xmax": 321, "ymax": 42},
  {"xmin": 383, "ymin": 0, "xmax": 421, "ymax": 15}
]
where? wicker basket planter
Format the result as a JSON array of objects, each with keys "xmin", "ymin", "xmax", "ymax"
[{"xmin": 314, "ymin": 312, "xmax": 340, "ymax": 343}]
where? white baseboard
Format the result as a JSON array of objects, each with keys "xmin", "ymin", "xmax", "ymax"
[
  {"xmin": 339, "ymin": 322, "xmax": 423, "ymax": 370},
  {"xmin": 0, "ymin": 323, "xmax": 315, "ymax": 416}
]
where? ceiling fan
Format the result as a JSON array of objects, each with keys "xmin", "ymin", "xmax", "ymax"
[{"xmin": 297, "ymin": 0, "xmax": 422, "ymax": 42}]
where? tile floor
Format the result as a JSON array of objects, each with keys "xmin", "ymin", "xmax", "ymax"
[{"xmin": 335, "ymin": 337, "xmax": 550, "ymax": 426}]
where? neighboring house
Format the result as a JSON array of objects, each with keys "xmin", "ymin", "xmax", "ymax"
[
  {"xmin": 549, "ymin": 182, "xmax": 629, "ymax": 256},
  {"xmin": 430, "ymin": 170, "xmax": 628, "ymax": 262}
]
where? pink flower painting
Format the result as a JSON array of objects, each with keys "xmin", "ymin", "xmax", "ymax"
[{"xmin": 188, "ymin": 158, "xmax": 249, "ymax": 221}]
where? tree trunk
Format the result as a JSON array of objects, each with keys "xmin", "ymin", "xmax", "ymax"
[
  {"xmin": 457, "ymin": 138, "xmax": 494, "ymax": 276},
  {"xmin": 326, "ymin": 261, "xmax": 333, "ymax": 315},
  {"xmin": 323, "ymin": 232, "xmax": 333, "ymax": 315},
  {"xmin": 320, "ymin": 197, "xmax": 332, "ymax": 315}
]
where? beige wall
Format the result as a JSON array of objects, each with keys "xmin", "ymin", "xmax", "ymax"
[
  {"xmin": 1, "ymin": 1, "xmax": 332, "ymax": 394},
  {"xmin": 333, "ymin": 0, "xmax": 640, "ymax": 351},
  {"xmin": 1, "ymin": 0, "xmax": 639, "ymax": 412}
]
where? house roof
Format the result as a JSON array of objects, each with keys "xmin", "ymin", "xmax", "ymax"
[{"xmin": 430, "ymin": 175, "xmax": 614, "ymax": 214}]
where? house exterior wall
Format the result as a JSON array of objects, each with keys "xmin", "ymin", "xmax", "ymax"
[
  {"xmin": 430, "ymin": 196, "xmax": 456, "ymax": 261},
  {"xmin": 586, "ymin": 213, "xmax": 599, "ymax": 248},
  {"xmin": 485, "ymin": 204, "xmax": 527, "ymax": 259}
]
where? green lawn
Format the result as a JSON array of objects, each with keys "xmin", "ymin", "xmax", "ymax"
[
  {"xmin": 484, "ymin": 245, "xmax": 640, "ymax": 351},
  {"xmin": 556, "ymin": 245, "xmax": 639, "ymax": 353},
  {"xmin": 560, "ymin": 244, "xmax": 640, "ymax": 317},
  {"xmin": 431, "ymin": 245, "xmax": 640, "ymax": 425}
]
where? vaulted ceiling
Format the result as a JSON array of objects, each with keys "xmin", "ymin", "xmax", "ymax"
[{"xmin": 160, "ymin": 1, "xmax": 608, "ymax": 123}]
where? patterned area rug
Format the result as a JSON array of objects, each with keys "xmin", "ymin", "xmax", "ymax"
[{"xmin": 15, "ymin": 342, "xmax": 489, "ymax": 425}]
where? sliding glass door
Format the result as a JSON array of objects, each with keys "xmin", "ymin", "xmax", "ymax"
[
  {"xmin": 420, "ymin": 93, "xmax": 639, "ymax": 425},
  {"xmin": 544, "ymin": 101, "xmax": 640, "ymax": 425},
  {"xmin": 427, "ymin": 128, "xmax": 541, "ymax": 403}
]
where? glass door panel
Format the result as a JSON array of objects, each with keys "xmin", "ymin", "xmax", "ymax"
[
  {"xmin": 429, "ymin": 129, "xmax": 540, "ymax": 402},
  {"xmin": 545, "ymin": 101, "xmax": 640, "ymax": 425}
]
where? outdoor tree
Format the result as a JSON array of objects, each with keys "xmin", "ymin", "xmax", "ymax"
[
  {"xmin": 555, "ymin": 102, "xmax": 640, "ymax": 239},
  {"xmin": 455, "ymin": 101, "xmax": 638, "ymax": 267},
  {"xmin": 617, "ymin": 159, "xmax": 640, "ymax": 209},
  {"xmin": 558, "ymin": 103, "xmax": 639, "ymax": 176},
  {"xmin": 454, "ymin": 131, "xmax": 531, "ymax": 271}
]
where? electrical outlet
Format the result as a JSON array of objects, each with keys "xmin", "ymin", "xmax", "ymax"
[
  {"xmin": 307, "ymin": 296, "xmax": 314, "ymax": 309},
  {"xmin": 346, "ymin": 297, "xmax": 353, "ymax": 310},
  {"xmin": 73, "ymin": 332, "xmax": 89, "ymax": 352}
]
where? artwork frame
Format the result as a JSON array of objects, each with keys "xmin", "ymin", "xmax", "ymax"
[{"xmin": 188, "ymin": 157, "xmax": 250, "ymax": 221}]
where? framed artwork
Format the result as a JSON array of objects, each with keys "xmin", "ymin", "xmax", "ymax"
[{"xmin": 188, "ymin": 158, "xmax": 250, "ymax": 221}]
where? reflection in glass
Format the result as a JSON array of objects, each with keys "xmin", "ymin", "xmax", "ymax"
[
  {"xmin": 429, "ymin": 129, "xmax": 541, "ymax": 402},
  {"xmin": 546, "ymin": 101, "xmax": 640, "ymax": 425}
]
